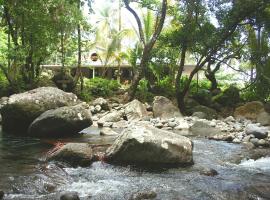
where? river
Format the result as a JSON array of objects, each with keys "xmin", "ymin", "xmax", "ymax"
[{"xmin": 0, "ymin": 126, "xmax": 270, "ymax": 200}]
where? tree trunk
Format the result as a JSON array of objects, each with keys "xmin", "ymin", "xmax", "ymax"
[
  {"xmin": 175, "ymin": 46, "xmax": 187, "ymax": 114},
  {"xmin": 72, "ymin": 0, "xmax": 84, "ymax": 91}
]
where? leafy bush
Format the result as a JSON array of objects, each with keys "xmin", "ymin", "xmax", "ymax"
[
  {"xmin": 213, "ymin": 85, "xmax": 240, "ymax": 107},
  {"xmin": 83, "ymin": 77, "xmax": 120, "ymax": 97},
  {"xmin": 153, "ymin": 76, "xmax": 175, "ymax": 98},
  {"xmin": 135, "ymin": 79, "xmax": 154, "ymax": 103},
  {"xmin": 0, "ymin": 71, "xmax": 9, "ymax": 97}
]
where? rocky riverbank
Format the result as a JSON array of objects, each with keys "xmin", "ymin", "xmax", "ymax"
[{"xmin": 0, "ymin": 87, "xmax": 269, "ymax": 169}]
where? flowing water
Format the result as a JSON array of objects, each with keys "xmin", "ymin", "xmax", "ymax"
[{"xmin": 1, "ymin": 126, "xmax": 270, "ymax": 200}]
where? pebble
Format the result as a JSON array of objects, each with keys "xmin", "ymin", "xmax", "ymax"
[
  {"xmin": 200, "ymin": 168, "xmax": 218, "ymax": 176},
  {"xmin": 129, "ymin": 191, "xmax": 157, "ymax": 200},
  {"xmin": 232, "ymin": 138, "xmax": 241, "ymax": 144},
  {"xmin": 60, "ymin": 192, "xmax": 80, "ymax": 200}
]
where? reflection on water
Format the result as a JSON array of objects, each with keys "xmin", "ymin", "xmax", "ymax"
[{"xmin": 1, "ymin": 126, "xmax": 270, "ymax": 200}]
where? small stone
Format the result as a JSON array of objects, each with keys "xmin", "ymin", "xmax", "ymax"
[
  {"xmin": 60, "ymin": 192, "xmax": 80, "ymax": 200},
  {"xmin": 232, "ymin": 138, "xmax": 241, "ymax": 144},
  {"xmin": 192, "ymin": 111, "xmax": 207, "ymax": 119},
  {"xmin": 90, "ymin": 106, "xmax": 96, "ymax": 114},
  {"xmin": 92, "ymin": 115, "xmax": 99, "ymax": 121},
  {"xmin": 250, "ymin": 138, "xmax": 259, "ymax": 146},
  {"xmin": 129, "ymin": 191, "xmax": 157, "ymax": 200},
  {"xmin": 168, "ymin": 121, "xmax": 177, "ymax": 128},
  {"xmin": 209, "ymin": 121, "xmax": 216, "ymax": 127},
  {"xmin": 243, "ymin": 135, "xmax": 252, "ymax": 142},
  {"xmin": 95, "ymin": 105, "xmax": 102, "ymax": 112},
  {"xmin": 162, "ymin": 127, "xmax": 173, "ymax": 130},
  {"xmin": 155, "ymin": 123, "xmax": 163, "ymax": 129},
  {"xmin": 258, "ymin": 139, "xmax": 267, "ymax": 147},
  {"xmin": 100, "ymin": 127, "xmax": 119, "ymax": 136},
  {"xmin": 103, "ymin": 122, "xmax": 113, "ymax": 127},
  {"xmin": 243, "ymin": 142, "xmax": 255, "ymax": 149},
  {"xmin": 224, "ymin": 116, "xmax": 235, "ymax": 123},
  {"xmin": 200, "ymin": 168, "xmax": 218, "ymax": 176}
]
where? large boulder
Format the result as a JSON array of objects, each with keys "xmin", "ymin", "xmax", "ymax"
[
  {"xmin": 1, "ymin": 87, "xmax": 78, "ymax": 134},
  {"xmin": 191, "ymin": 105, "xmax": 218, "ymax": 120},
  {"xmin": 245, "ymin": 124, "xmax": 268, "ymax": 139},
  {"xmin": 28, "ymin": 103, "xmax": 92, "ymax": 137},
  {"xmin": 234, "ymin": 101, "xmax": 264, "ymax": 120},
  {"xmin": 124, "ymin": 99, "xmax": 148, "ymax": 121},
  {"xmin": 152, "ymin": 96, "xmax": 182, "ymax": 119},
  {"xmin": 106, "ymin": 124, "xmax": 193, "ymax": 165},
  {"xmin": 47, "ymin": 143, "xmax": 93, "ymax": 167}
]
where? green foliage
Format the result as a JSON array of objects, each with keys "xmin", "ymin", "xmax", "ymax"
[
  {"xmin": 135, "ymin": 78, "xmax": 154, "ymax": 103},
  {"xmin": 83, "ymin": 77, "xmax": 120, "ymax": 97},
  {"xmin": 153, "ymin": 76, "xmax": 175, "ymax": 98},
  {"xmin": 213, "ymin": 85, "xmax": 240, "ymax": 107},
  {"xmin": 0, "ymin": 71, "xmax": 9, "ymax": 97}
]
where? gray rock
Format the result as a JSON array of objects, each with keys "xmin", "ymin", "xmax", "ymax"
[
  {"xmin": 1, "ymin": 87, "xmax": 78, "ymax": 134},
  {"xmin": 155, "ymin": 123, "xmax": 163, "ymax": 129},
  {"xmin": 257, "ymin": 111, "xmax": 270, "ymax": 126},
  {"xmin": 60, "ymin": 192, "xmax": 80, "ymax": 200},
  {"xmin": 28, "ymin": 103, "xmax": 92, "ymax": 137},
  {"xmin": 100, "ymin": 127, "xmax": 119, "ymax": 136},
  {"xmin": 224, "ymin": 116, "xmax": 235, "ymax": 123},
  {"xmin": 200, "ymin": 168, "xmax": 218, "ymax": 176},
  {"xmin": 192, "ymin": 105, "xmax": 218, "ymax": 120},
  {"xmin": 106, "ymin": 124, "xmax": 193, "ymax": 165},
  {"xmin": 245, "ymin": 124, "xmax": 268, "ymax": 139},
  {"xmin": 93, "ymin": 97, "xmax": 109, "ymax": 110},
  {"xmin": 193, "ymin": 112, "xmax": 206, "ymax": 120},
  {"xmin": 168, "ymin": 121, "xmax": 177, "ymax": 128},
  {"xmin": 112, "ymin": 120, "xmax": 129, "ymax": 128},
  {"xmin": 190, "ymin": 121, "xmax": 220, "ymax": 136},
  {"xmin": 95, "ymin": 105, "xmax": 102, "ymax": 113},
  {"xmin": 48, "ymin": 143, "xmax": 93, "ymax": 167},
  {"xmin": 258, "ymin": 139, "xmax": 268, "ymax": 147},
  {"xmin": 232, "ymin": 138, "xmax": 241, "ymax": 144},
  {"xmin": 250, "ymin": 138, "xmax": 259, "ymax": 146},
  {"xmin": 97, "ymin": 111, "xmax": 124, "ymax": 126},
  {"xmin": 129, "ymin": 190, "xmax": 157, "ymax": 200},
  {"xmin": 124, "ymin": 100, "xmax": 148, "ymax": 121},
  {"xmin": 153, "ymin": 96, "xmax": 182, "ymax": 119}
]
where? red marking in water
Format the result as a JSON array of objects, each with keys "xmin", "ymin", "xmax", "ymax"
[{"xmin": 46, "ymin": 142, "xmax": 66, "ymax": 156}]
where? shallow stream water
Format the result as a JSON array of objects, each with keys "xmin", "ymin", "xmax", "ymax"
[{"xmin": 1, "ymin": 126, "xmax": 270, "ymax": 200}]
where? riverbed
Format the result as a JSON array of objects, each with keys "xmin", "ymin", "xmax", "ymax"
[{"xmin": 1, "ymin": 126, "xmax": 270, "ymax": 200}]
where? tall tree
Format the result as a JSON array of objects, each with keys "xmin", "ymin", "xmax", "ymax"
[{"xmin": 123, "ymin": 0, "xmax": 168, "ymax": 100}]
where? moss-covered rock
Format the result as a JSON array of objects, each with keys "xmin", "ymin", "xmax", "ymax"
[
  {"xmin": 213, "ymin": 86, "xmax": 240, "ymax": 107},
  {"xmin": 234, "ymin": 101, "xmax": 264, "ymax": 120}
]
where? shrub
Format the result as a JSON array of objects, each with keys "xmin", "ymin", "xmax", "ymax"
[
  {"xmin": 153, "ymin": 76, "xmax": 175, "ymax": 98},
  {"xmin": 83, "ymin": 77, "xmax": 120, "ymax": 97},
  {"xmin": 135, "ymin": 79, "xmax": 154, "ymax": 103}
]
